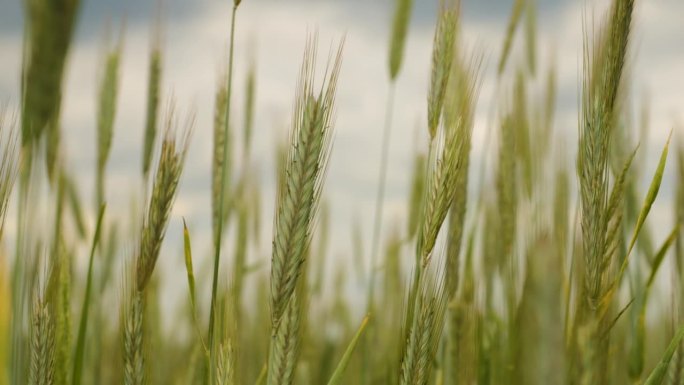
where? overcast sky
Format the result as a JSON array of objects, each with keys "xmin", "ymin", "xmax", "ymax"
[{"xmin": 1, "ymin": 0, "xmax": 683, "ymax": 309}]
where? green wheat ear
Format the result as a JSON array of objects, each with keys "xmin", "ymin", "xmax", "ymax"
[
  {"xmin": 267, "ymin": 36, "xmax": 344, "ymax": 385},
  {"xmin": 427, "ymin": 1, "xmax": 458, "ymax": 140},
  {"xmin": 29, "ymin": 293, "xmax": 55, "ymax": 385},
  {"xmin": 123, "ymin": 290, "xmax": 144, "ymax": 385},
  {"xmin": 388, "ymin": 0, "xmax": 414, "ymax": 81},
  {"xmin": 0, "ymin": 109, "xmax": 18, "ymax": 240},
  {"xmin": 142, "ymin": 31, "xmax": 163, "ymax": 178},
  {"xmin": 136, "ymin": 110, "xmax": 192, "ymax": 291},
  {"xmin": 498, "ymin": 0, "xmax": 525, "ymax": 75},
  {"xmin": 418, "ymin": 50, "xmax": 480, "ymax": 267},
  {"xmin": 574, "ymin": 0, "xmax": 635, "ymax": 381},
  {"xmin": 269, "ymin": 37, "xmax": 343, "ymax": 326},
  {"xmin": 399, "ymin": 264, "xmax": 448, "ymax": 385},
  {"xmin": 407, "ymin": 152, "xmax": 426, "ymax": 241},
  {"xmin": 123, "ymin": 106, "xmax": 192, "ymax": 385},
  {"xmin": 21, "ymin": 0, "xmax": 81, "ymax": 151},
  {"xmin": 211, "ymin": 75, "xmax": 232, "ymax": 243},
  {"xmin": 96, "ymin": 40, "xmax": 122, "ymax": 208}
]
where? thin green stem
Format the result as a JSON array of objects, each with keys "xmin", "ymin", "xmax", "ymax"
[
  {"xmin": 72, "ymin": 204, "xmax": 107, "ymax": 385},
  {"xmin": 367, "ymin": 82, "xmax": 396, "ymax": 309},
  {"xmin": 208, "ymin": 2, "xmax": 238, "ymax": 364},
  {"xmin": 362, "ymin": 83, "xmax": 395, "ymax": 384}
]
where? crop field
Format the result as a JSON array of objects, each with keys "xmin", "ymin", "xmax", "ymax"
[{"xmin": 1, "ymin": 0, "xmax": 684, "ymax": 384}]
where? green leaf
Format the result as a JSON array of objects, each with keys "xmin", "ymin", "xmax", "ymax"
[
  {"xmin": 182, "ymin": 218, "xmax": 196, "ymax": 311},
  {"xmin": 254, "ymin": 363, "xmax": 267, "ymax": 385},
  {"xmin": 646, "ymin": 225, "xmax": 678, "ymax": 291},
  {"xmin": 627, "ymin": 226, "xmax": 678, "ymax": 379},
  {"xmin": 602, "ymin": 131, "xmax": 672, "ymax": 312},
  {"xmin": 626, "ymin": 131, "xmax": 672, "ymax": 263},
  {"xmin": 327, "ymin": 315, "xmax": 370, "ymax": 385},
  {"xmin": 643, "ymin": 324, "xmax": 684, "ymax": 385}
]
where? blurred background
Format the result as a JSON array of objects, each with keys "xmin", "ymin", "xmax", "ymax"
[{"xmin": 1, "ymin": 0, "xmax": 683, "ymax": 312}]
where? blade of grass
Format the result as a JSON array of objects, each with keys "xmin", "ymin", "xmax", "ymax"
[
  {"xmin": 643, "ymin": 324, "xmax": 684, "ymax": 385},
  {"xmin": 645, "ymin": 225, "xmax": 679, "ymax": 290},
  {"xmin": 326, "ymin": 315, "xmax": 370, "ymax": 385},
  {"xmin": 183, "ymin": 218, "xmax": 208, "ymax": 354},
  {"xmin": 626, "ymin": 131, "xmax": 672, "ymax": 261},
  {"xmin": 182, "ymin": 218, "xmax": 196, "ymax": 311},
  {"xmin": 255, "ymin": 364, "xmax": 267, "ymax": 385},
  {"xmin": 629, "ymin": 225, "xmax": 679, "ymax": 378},
  {"xmin": 602, "ymin": 131, "xmax": 672, "ymax": 311}
]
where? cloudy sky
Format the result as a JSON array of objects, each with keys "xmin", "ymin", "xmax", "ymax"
[{"xmin": 1, "ymin": 0, "xmax": 683, "ymax": 307}]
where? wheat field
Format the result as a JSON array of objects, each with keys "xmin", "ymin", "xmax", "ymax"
[{"xmin": 1, "ymin": 0, "xmax": 684, "ymax": 384}]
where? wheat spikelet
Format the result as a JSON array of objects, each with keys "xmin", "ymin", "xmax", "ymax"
[
  {"xmin": 96, "ymin": 42, "xmax": 122, "ymax": 207},
  {"xmin": 22, "ymin": 0, "xmax": 80, "ymax": 150},
  {"xmin": 267, "ymin": 36, "xmax": 343, "ymax": 385},
  {"xmin": 142, "ymin": 39, "xmax": 162, "ymax": 178},
  {"xmin": 574, "ymin": 0, "xmax": 635, "ymax": 382},
  {"xmin": 407, "ymin": 152, "xmax": 426, "ymax": 241},
  {"xmin": 269, "ymin": 37, "xmax": 343, "ymax": 327},
  {"xmin": 444, "ymin": 53, "xmax": 480, "ymax": 297},
  {"xmin": 212, "ymin": 77, "xmax": 231, "ymax": 243},
  {"xmin": 121, "ymin": 108, "xmax": 190, "ymax": 384},
  {"xmin": 267, "ymin": 293, "xmax": 301, "ymax": 385},
  {"xmin": 496, "ymin": 116, "xmax": 517, "ymax": 262},
  {"xmin": 418, "ymin": 53, "xmax": 479, "ymax": 267},
  {"xmin": 399, "ymin": 267, "xmax": 447, "ymax": 385},
  {"xmin": 123, "ymin": 292, "xmax": 144, "ymax": 385},
  {"xmin": 136, "ymin": 111, "xmax": 191, "ymax": 291},
  {"xmin": 388, "ymin": 0, "xmax": 413, "ymax": 80},
  {"xmin": 427, "ymin": 1, "xmax": 458, "ymax": 140},
  {"xmin": 0, "ymin": 109, "xmax": 18, "ymax": 240},
  {"xmin": 217, "ymin": 339, "xmax": 236, "ymax": 385},
  {"xmin": 243, "ymin": 60, "xmax": 256, "ymax": 156},
  {"xmin": 577, "ymin": 0, "xmax": 634, "ymax": 314},
  {"xmin": 497, "ymin": 0, "xmax": 525, "ymax": 75},
  {"xmin": 29, "ymin": 295, "xmax": 55, "ymax": 385}
]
